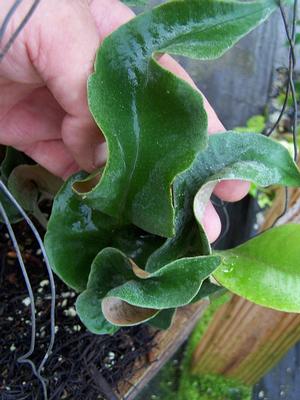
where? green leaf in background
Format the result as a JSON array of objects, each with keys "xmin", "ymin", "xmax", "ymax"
[
  {"xmin": 0, "ymin": 147, "xmax": 34, "ymax": 223},
  {"xmin": 214, "ymin": 224, "xmax": 300, "ymax": 313},
  {"xmin": 147, "ymin": 132, "xmax": 300, "ymax": 272},
  {"xmin": 235, "ymin": 115, "xmax": 266, "ymax": 134},
  {"xmin": 7, "ymin": 165, "xmax": 63, "ymax": 228},
  {"xmin": 80, "ymin": 0, "xmax": 277, "ymax": 238}
]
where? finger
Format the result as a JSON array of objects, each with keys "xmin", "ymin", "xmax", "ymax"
[
  {"xmin": 214, "ymin": 180, "xmax": 250, "ymax": 202},
  {"xmin": 157, "ymin": 55, "xmax": 250, "ymax": 203},
  {"xmin": 157, "ymin": 54, "xmax": 224, "ymax": 134},
  {"xmin": 89, "ymin": 0, "xmax": 135, "ymax": 40},
  {"xmin": 22, "ymin": 139, "xmax": 79, "ymax": 179},
  {"xmin": 21, "ymin": 0, "xmax": 106, "ymax": 172},
  {"xmin": 0, "ymin": 87, "xmax": 64, "ymax": 147},
  {"xmin": 201, "ymin": 201, "xmax": 222, "ymax": 244},
  {"xmin": 61, "ymin": 0, "xmax": 135, "ymax": 171}
]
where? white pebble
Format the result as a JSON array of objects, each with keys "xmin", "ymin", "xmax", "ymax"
[
  {"xmin": 40, "ymin": 279, "xmax": 49, "ymax": 287},
  {"xmin": 10, "ymin": 344, "xmax": 16, "ymax": 352},
  {"xmin": 73, "ymin": 324, "xmax": 81, "ymax": 332},
  {"xmin": 22, "ymin": 297, "xmax": 31, "ymax": 307},
  {"xmin": 63, "ymin": 307, "xmax": 76, "ymax": 317},
  {"xmin": 61, "ymin": 299, "xmax": 68, "ymax": 308}
]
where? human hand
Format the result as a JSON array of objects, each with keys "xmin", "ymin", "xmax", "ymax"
[{"xmin": 0, "ymin": 0, "xmax": 249, "ymax": 242}]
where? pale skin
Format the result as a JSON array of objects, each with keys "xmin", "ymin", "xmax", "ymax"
[{"xmin": 0, "ymin": 0, "xmax": 249, "ymax": 243}]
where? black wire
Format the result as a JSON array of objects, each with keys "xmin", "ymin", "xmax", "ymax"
[
  {"xmin": 266, "ymin": 1, "xmax": 298, "ymax": 141},
  {"xmin": 0, "ymin": 0, "xmax": 42, "ymax": 63},
  {"xmin": 0, "ymin": 0, "xmax": 23, "ymax": 41},
  {"xmin": 269, "ymin": 0, "xmax": 298, "ymax": 228}
]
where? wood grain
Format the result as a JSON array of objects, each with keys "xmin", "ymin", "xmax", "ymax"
[
  {"xmin": 118, "ymin": 300, "xmax": 209, "ymax": 399},
  {"xmin": 191, "ymin": 184, "xmax": 300, "ymax": 385}
]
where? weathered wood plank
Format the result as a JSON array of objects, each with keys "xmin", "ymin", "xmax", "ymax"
[
  {"xmin": 191, "ymin": 185, "xmax": 300, "ymax": 385},
  {"xmin": 117, "ymin": 300, "xmax": 209, "ymax": 399},
  {"xmin": 191, "ymin": 295, "xmax": 300, "ymax": 385}
]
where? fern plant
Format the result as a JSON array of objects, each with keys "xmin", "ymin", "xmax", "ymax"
[{"xmin": 44, "ymin": 0, "xmax": 300, "ymax": 334}]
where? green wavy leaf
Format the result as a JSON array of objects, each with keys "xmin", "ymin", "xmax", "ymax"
[
  {"xmin": 80, "ymin": 0, "xmax": 277, "ymax": 238},
  {"xmin": 76, "ymin": 247, "xmax": 220, "ymax": 330},
  {"xmin": 214, "ymin": 225, "xmax": 300, "ymax": 312},
  {"xmin": 146, "ymin": 132, "xmax": 300, "ymax": 272},
  {"xmin": 45, "ymin": 172, "xmax": 164, "ymax": 292},
  {"xmin": 105, "ymin": 252, "xmax": 220, "ymax": 310},
  {"xmin": 76, "ymin": 248, "xmax": 160, "ymax": 334}
]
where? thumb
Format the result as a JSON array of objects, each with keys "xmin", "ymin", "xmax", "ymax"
[{"xmin": 23, "ymin": 0, "xmax": 106, "ymax": 172}]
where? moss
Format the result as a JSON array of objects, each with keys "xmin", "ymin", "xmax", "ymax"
[
  {"xmin": 157, "ymin": 293, "xmax": 252, "ymax": 400},
  {"xmin": 177, "ymin": 372, "xmax": 251, "ymax": 400}
]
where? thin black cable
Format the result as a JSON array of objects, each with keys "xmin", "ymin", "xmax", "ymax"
[
  {"xmin": 0, "ymin": 0, "xmax": 41, "ymax": 63},
  {"xmin": 266, "ymin": 1, "xmax": 297, "ymax": 138},
  {"xmin": 269, "ymin": 0, "xmax": 298, "ymax": 227},
  {"xmin": 279, "ymin": 0, "xmax": 298, "ymax": 161},
  {"xmin": 290, "ymin": 0, "xmax": 298, "ymax": 162},
  {"xmin": 271, "ymin": 186, "xmax": 289, "ymax": 228},
  {"xmin": 0, "ymin": 0, "xmax": 23, "ymax": 41}
]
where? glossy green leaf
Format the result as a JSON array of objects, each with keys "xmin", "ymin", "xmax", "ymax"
[
  {"xmin": 214, "ymin": 224, "xmax": 300, "ymax": 313},
  {"xmin": 45, "ymin": 173, "xmax": 118, "ymax": 292},
  {"xmin": 45, "ymin": 173, "xmax": 164, "ymax": 292},
  {"xmin": 192, "ymin": 132, "xmax": 300, "ymax": 246},
  {"xmin": 147, "ymin": 132, "xmax": 300, "ymax": 271},
  {"xmin": 75, "ymin": 290, "xmax": 118, "ymax": 335},
  {"xmin": 80, "ymin": 0, "xmax": 277, "ymax": 238}
]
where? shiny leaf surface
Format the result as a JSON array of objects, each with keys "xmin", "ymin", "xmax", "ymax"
[
  {"xmin": 214, "ymin": 225, "xmax": 300, "ymax": 312},
  {"xmin": 45, "ymin": 173, "xmax": 164, "ymax": 292},
  {"xmin": 147, "ymin": 132, "xmax": 300, "ymax": 271},
  {"xmin": 82, "ymin": 0, "xmax": 277, "ymax": 238}
]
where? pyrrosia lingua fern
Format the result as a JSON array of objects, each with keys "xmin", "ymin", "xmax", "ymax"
[{"xmin": 45, "ymin": 0, "xmax": 300, "ymax": 334}]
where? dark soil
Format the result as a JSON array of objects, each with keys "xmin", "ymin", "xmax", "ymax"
[{"xmin": 0, "ymin": 219, "xmax": 158, "ymax": 400}]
